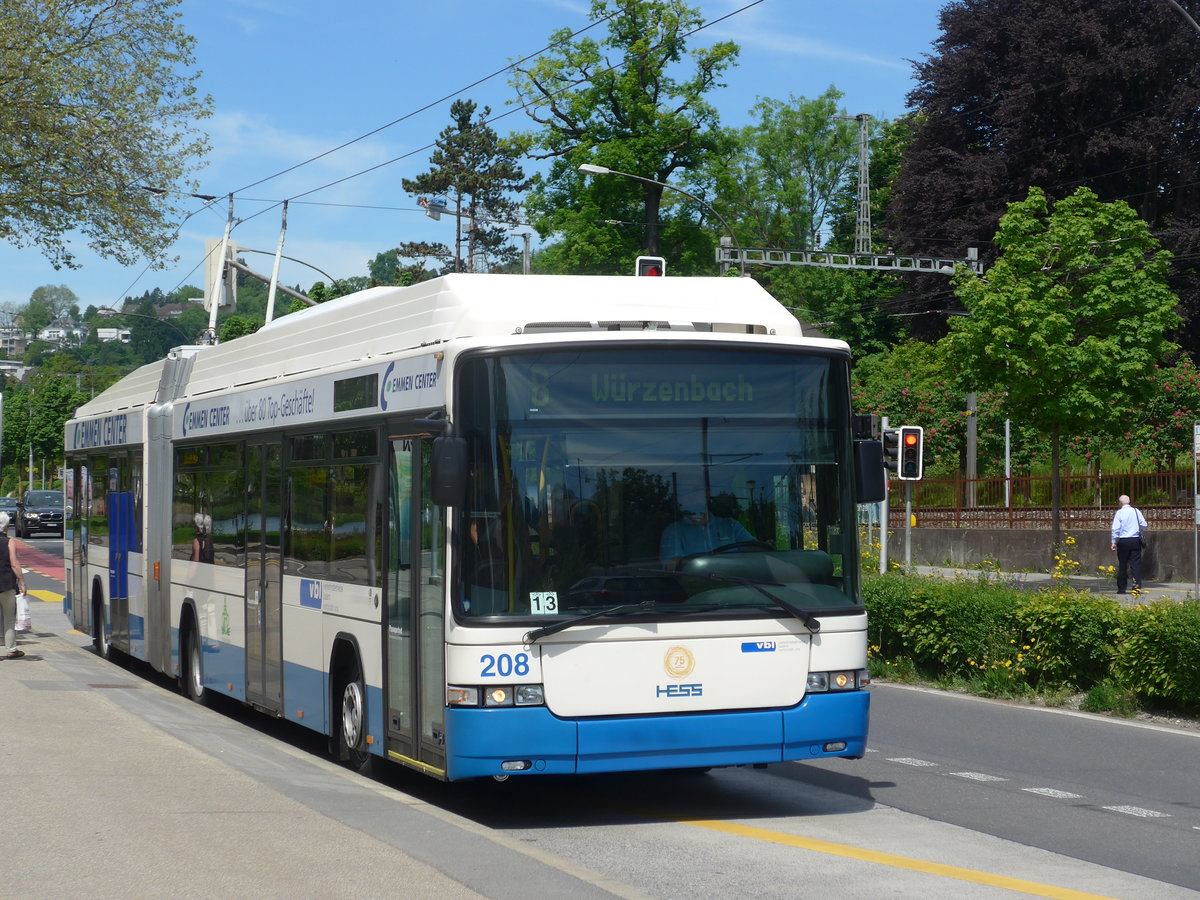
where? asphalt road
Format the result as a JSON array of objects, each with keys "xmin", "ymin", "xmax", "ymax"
[{"xmin": 8, "ymin": 536, "xmax": 1198, "ymax": 898}]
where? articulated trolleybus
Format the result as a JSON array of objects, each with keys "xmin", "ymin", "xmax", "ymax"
[{"xmin": 64, "ymin": 274, "xmax": 885, "ymax": 781}]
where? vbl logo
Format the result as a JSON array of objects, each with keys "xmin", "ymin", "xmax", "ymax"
[
  {"xmin": 300, "ymin": 579, "xmax": 323, "ymax": 608},
  {"xmin": 656, "ymin": 683, "xmax": 703, "ymax": 697}
]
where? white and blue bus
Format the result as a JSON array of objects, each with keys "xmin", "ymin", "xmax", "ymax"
[{"xmin": 64, "ymin": 273, "xmax": 885, "ymax": 780}]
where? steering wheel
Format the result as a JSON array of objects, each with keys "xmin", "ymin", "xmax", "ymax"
[{"xmin": 711, "ymin": 540, "xmax": 775, "ymax": 553}]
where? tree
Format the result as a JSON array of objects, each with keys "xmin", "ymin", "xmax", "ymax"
[
  {"xmin": 717, "ymin": 88, "xmax": 859, "ymax": 251},
  {"xmin": 887, "ymin": 0, "xmax": 1200, "ymax": 352},
  {"xmin": 767, "ymin": 268, "xmax": 904, "ymax": 355},
  {"xmin": 509, "ymin": 0, "xmax": 738, "ymax": 273},
  {"xmin": 368, "ymin": 243, "xmax": 451, "ymax": 285},
  {"xmin": 25, "ymin": 285, "xmax": 80, "ymax": 336},
  {"xmin": 1, "ymin": 373, "xmax": 89, "ymax": 487},
  {"xmin": 0, "ymin": 0, "xmax": 212, "ymax": 268},
  {"xmin": 942, "ymin": 186, "xmax": 1180, "ymax": 546},
  {"xmin": 401, "ymin": 99, "xmax": 528, "ymax": 272}
]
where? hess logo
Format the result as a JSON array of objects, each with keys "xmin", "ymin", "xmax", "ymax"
[{"xmin": 658, "ymin": 645, "xmax": 701, "ymax": 698}]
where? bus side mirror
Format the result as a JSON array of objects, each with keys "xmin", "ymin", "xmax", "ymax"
[
  {"xmin": 430, "ymin": 436, "xmax": 467, "ymax": 507},
  {"xmin": 854, "ymin": 440, "xmax": 886, "ymax": 504}
]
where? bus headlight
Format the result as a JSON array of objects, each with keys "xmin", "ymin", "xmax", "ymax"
[
  {"xmin": 447, "ymin": 684, "xmax": 546, "ymax": 707},
  {"xmin": 514, "ymin": 684, "xmax": 544, "ymax": 706}
]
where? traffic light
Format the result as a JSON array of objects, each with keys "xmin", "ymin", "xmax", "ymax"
[
  {"xmin": 882, "ymin": 429, "xmax": 899, "ymax": 474},
  {"xmin": 635, "ymin": 255, "xmax": 666, "ymax": 276},
  {"xmin": 898, "ymin": 425, "xmax": 924, "ymax": 481}
]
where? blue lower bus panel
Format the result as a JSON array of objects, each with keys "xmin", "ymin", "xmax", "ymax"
[{"xmin": 444, "ymin": 692, "xmax": 869, "ymax": 780}]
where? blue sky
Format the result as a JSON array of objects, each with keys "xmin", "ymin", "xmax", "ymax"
[{"xmin": 0, "ymin": 0, "xmax": 947, "ymax": 314}]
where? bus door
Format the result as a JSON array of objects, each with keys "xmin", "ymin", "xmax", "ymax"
[
  {"xmin": 384, "ymin": 434, "xmax": 446, "ymax": 775},
  {"xmin": 107, "ymin": 465, "xmax": 133, "ymax": 652},
  {"xmin": 245, "ymin": 440, "xmax": 283, "ymax": 713}
]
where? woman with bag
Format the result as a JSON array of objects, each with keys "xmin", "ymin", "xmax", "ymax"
[{"xmin": 0, "ymin": 511, "xmax": 29, "ymax": 659}]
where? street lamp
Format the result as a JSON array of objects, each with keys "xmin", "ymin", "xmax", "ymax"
[
  {"xmin": 577, "ymin": 163, "xmax": 744, "ymax": 274},
  {"xmin": 96, "ymin": 307, "xmax": 193, "ymax": 344}
]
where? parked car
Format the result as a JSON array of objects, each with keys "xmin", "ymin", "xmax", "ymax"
[
  {"xmin": 16, "ymin": 489, "xmax": 65, "ymax": 538},
  {"xmin": 0, "ymin": 496, "xmax": 16, "ymax": 530}
]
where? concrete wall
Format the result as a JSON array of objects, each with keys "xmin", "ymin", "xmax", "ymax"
[{"xmin": 885, "ymin": 527, "xmax": 1198, "ymax": 583}]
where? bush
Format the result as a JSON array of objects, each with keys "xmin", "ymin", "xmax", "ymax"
[
  {"xmin": 863, "ymin": 574, "xmax": 1019, "ymax": 674},
  {"xmin": 863, "ymin": 574, "xmax": 1200, "ymax": 718},
  {"xmin": 1016, "ymin": 590, "xmax": 1124, "ymax": 688},
  {"xmin": 1111, "ymin": 600, "xmax": 1200, "ymax": 711}
]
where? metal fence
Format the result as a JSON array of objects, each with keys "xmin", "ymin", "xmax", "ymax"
[{"xmin": 889, "ymin": 471, "xmax": 1196, "ymax": 530}]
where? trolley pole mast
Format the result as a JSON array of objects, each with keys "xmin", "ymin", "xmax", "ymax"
[{"xmin": 838, "ymin": 113, "xmax": 873, "ymax": 255}]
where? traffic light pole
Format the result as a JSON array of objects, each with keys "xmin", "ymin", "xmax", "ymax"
[
  {"xmin": 905, "ymin": 481, "xmax": 914, "ymax": 570},
  {"xmin": 879, "ymin": 416, "xmax": 889, "ymax": 575}
]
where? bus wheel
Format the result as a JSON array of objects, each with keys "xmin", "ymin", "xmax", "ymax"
[
  {"xmin": 91, "ymin": 597, "xmax": 110, "ymax": 659},
  {"xmin": 182, "ymin": 626, "xmax": 207, "ymax": 704},
  {"xmin": 336, "ymin": 666, "xmax": 374, "ymax": 775}
]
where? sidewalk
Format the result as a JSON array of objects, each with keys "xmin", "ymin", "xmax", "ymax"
[
  {"xmin": 911, "ymin": 564, "xmax": 1197, "ymax": 604},
  {"xmin": 1, "ymin": 595, "xmax": 503, "ymax": 899}
]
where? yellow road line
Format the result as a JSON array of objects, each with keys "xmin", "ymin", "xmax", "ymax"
[
  {"xmin": 28, "ymin": 589, "xmax": 63, "ymax": 603},
  {"xmin": 677, "ymin": 817, "xmax": 1117, "ymax": 900}
]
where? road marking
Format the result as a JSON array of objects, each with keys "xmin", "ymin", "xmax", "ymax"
[
  {"xmin": 28, "ymin": 589, "xmax": 63, "ymax": 604},
  {"xmin": 1023, "ymin": 788, "xmax": 1084, "ymax": 800},
  {"xmin": 1103, "ymin": 805, "xmax": 1170, "ymax": 818},
  {"xmin": 950, "ymin": 771, "xmax": 1007, "ymax": 782},
  {"xmin": 888, "ymin": 757, "xmax": 939, "ymax": 767},
  {"xmin": 676, "ymin": 817, "xmax": 1120, "ymax": 900}
]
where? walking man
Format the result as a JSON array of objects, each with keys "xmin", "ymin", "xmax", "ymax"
[{"xmin": 1110, "ymin": 494, "xmax": 1148, "ymax": 595}]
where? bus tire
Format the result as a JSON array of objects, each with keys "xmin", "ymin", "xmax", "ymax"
[
  {"xmin": 335, "ymin": 661, "xmax": 375, "ymax": 776},
  {"xmin": 91, "ymin": 592, "xmax": 110, "ymax": 659},
  {"xmin": 182, "ymin": 622, "xmax": 208, "ymax": 705}
]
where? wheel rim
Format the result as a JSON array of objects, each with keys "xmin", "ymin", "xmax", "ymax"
[{"xmin": 341, "ymin": 679, "xmax": 364, "ymax": 751}]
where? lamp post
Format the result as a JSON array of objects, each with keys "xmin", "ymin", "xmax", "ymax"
[{"xmin": 578, "ymin": 163, "xmax": 744, "ymax": 275}]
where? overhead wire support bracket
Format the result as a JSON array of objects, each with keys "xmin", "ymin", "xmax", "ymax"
[{"xmin": 717, "ymin": 246, "xmax": 981, "ymax": 276}]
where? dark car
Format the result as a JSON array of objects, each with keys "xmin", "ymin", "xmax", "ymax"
[{"xmin": 16, "ymin": 489, "xmax": 65, "ymax": 538}]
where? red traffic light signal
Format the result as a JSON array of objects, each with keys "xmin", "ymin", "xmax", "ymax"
[
  {"xmin": 635, "ymin": 255, "xmax": 666, "ymax": 276},
  {"xmin": 898, "ymin": 425, "xmax": 924, "ymax": 481}
]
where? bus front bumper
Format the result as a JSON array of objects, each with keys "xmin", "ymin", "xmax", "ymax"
[{"xmin": 444, "ymin": 690, "xmax": 869, "ymax": 780}]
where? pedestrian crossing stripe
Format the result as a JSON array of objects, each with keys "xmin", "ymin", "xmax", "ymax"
[{"xmin": 27, "ymin": 589, "xmax": 63, "ymax": 604}]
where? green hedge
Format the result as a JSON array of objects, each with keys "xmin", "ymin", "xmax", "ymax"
[{"xmin": 863, "ymin": 574, "xmax": 1200, "ymax": 712}]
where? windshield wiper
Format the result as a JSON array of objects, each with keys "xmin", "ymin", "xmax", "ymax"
[
  {"xmin": 524, "ymin": 601, "xmax": 655, "ymax": 643},
  {"xmin": 697, "ymin": 572, "xmax": 822, "ymax": 632},
  {"xmin": 524, "ymin": 600, "xmax": 724, "ymax": 643}
]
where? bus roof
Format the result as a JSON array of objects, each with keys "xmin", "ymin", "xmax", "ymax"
[{"xmin": 74, "ymin": 273, "xmax": 825, "ymax": 419}]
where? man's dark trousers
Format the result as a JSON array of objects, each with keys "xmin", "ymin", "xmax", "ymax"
[{"xmin": 1116, "ymin": 536, "xmax": 1142, "ymax": 593}]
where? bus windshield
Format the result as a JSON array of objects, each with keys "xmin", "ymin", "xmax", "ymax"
[{"xmin": 454, "ymin": 346, "xmax": 860, "ymax": 622}]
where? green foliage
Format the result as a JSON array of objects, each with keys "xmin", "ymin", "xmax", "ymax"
[
  {"xmin": 1112, "ymin": 600, "xmax": 1200, "ymax": 710},
  {"xmin": 943, "ymin": 187, "xmax": 1180, "ymax": 538},
  {"xmin": 0, "ymin": 0, "xmax": 211, "ymax": 267},
  {"xmin": 1080, "ymin": 679, "xmax": 1138, "ymax": 717},
  {"xmin": 1015, "ymin": 591, "xmax": 1123, "ymax": 688},
  {"xmin": 402, "ymin": 99, "xmax": 528, "ymax": 272},
  {"xmin": 866, "ymin": 571, "xmax": 1200, "ymax": 715},
  {"xmin": 510, "ymin": 0, "xmax": 737, "ymax": 271},
  {"xmin": 762, "ymin": 267, "xmax": 903, "ymax": 355},
  {"xmin": 945, "ymin": 187, "xmax": 1180, "ymax": 437},
  {"xmin": 1, "ymin": 373, "xmax": 90, "ymax": 481},
  {"xmin": 715, "ymin": 87, "xmax": 858, "ymax": 250},
  {"xmin": 1117, "ymin": 357, "xmax": 1200, "ymax": 470},
  {"xmin": 218, "ymin": 315, "xmax": 261, "ymax": 343}
]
